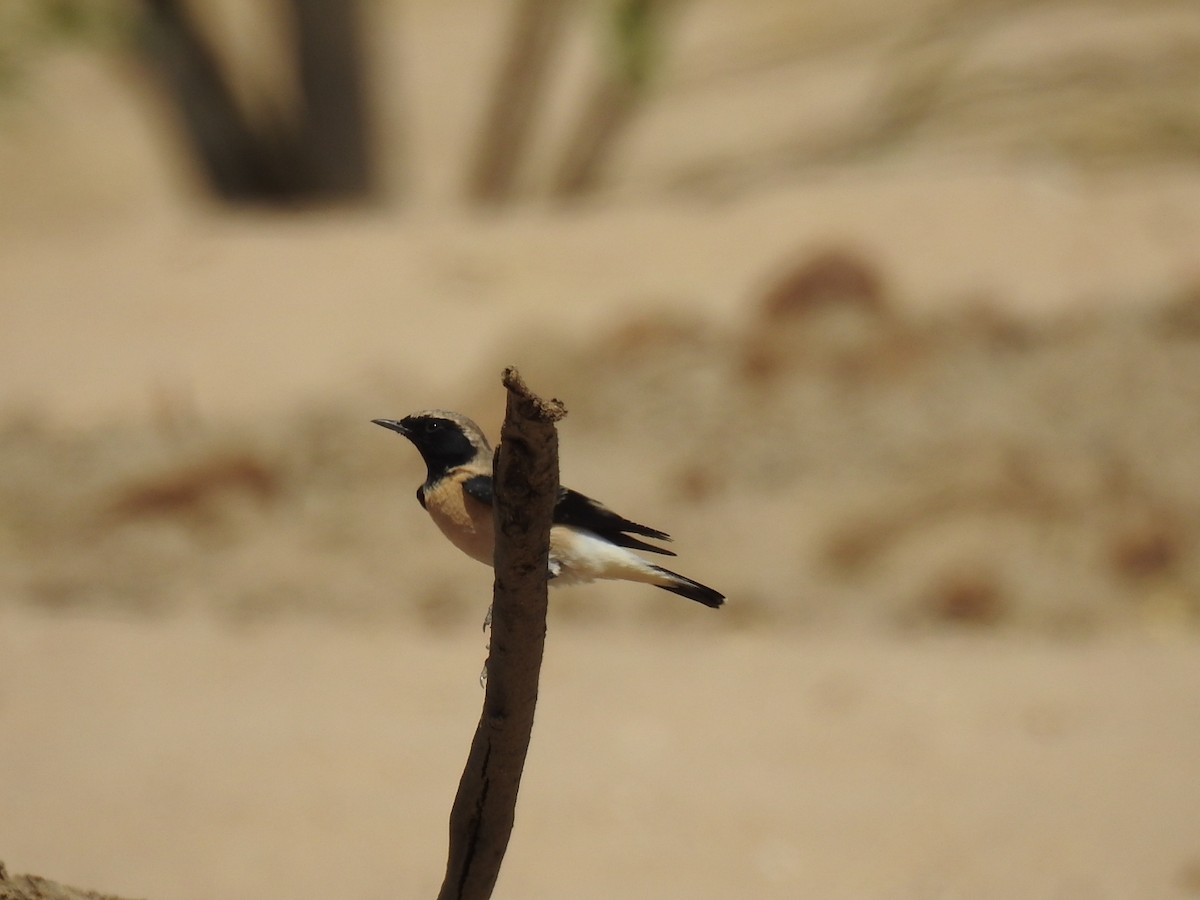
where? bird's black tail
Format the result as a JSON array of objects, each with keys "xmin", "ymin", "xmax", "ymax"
[{"xmin": 650, "ymin": 566, "xmax": 725, "ymax": 609}]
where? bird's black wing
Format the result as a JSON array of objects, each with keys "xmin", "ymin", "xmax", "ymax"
[
  {"xmin": 462, "ymin": 474, "xmax": 494, "ymax": 506},
  {"xmin": 553, "ymin": 487, "xmax": 676, "ymax": 556},
  {"xmin": 463, "ymin": 475, "xmax": 674, "ymax": 557}
]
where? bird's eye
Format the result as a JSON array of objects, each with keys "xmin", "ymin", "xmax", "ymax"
[{"xmin": 426, "ymin": 420, "xmax": 442, "ymax": 432}]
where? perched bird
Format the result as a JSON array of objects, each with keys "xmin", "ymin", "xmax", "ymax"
[{"xmin": 372, "ymin": 410, "xmax": 724, "ymax": 608}]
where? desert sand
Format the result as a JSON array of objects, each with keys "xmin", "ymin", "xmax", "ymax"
[
  {"xmin": 2, "ymin": 1, "xmax": 1200, "ymax": 898},
  {"xmin": 3, "ymin": 612, "xmax": 1200, "ymax": 900}
]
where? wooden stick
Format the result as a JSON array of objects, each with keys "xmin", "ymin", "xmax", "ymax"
[{"xmin": 436, "ymin": 368, "xmax": 566, "ymax": 900}]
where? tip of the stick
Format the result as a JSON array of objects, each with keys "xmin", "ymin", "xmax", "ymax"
[{"xmin": 502, "ymin": 366, "xmax": 567, "ymax": 422}]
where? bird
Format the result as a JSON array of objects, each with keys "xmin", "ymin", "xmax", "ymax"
[{"xmin": 372, "ymin": 410, "xmax": 724, "ymax": 608}]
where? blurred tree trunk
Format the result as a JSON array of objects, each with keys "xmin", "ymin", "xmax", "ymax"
[
  {"xmin": 136, "ymin": 0, "xmax": 288, "ymax": 201},
  {"xmin": 550, "ymin": 69, "xmax": 640, "ymax": 198},
  {"xmin": 289, "ymin": 0, "xmax": 376, "ymax": 199},
  {"xmin": 552, "ymin": 0, "xmax": 671, "ymax": 199},
  {"xmin": 465, "ymin": 0, "xmax": 570, "ymax": 205},
  {"xmin": 133, "ymin": 0, "xmax": 376, "ymax": 206}
]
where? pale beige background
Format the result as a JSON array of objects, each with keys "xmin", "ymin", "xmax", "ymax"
[{"xmin": 2, "ymin": 2, "xmax": 1199, "ymax": 898}]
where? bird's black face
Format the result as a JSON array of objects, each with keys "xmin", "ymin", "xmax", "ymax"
[{"xmin": 373, "ymin": 414, "xmax": 478, "ymax": 481}]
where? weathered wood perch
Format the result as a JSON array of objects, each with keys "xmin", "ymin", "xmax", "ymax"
[{"xmin": 437, "ymin": 367, "xmax": 566, "ymax": 900}]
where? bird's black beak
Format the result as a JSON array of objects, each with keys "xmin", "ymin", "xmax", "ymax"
[{"xmin": 371, "ymin": 418, "xmax": 409, "ymax": 436}]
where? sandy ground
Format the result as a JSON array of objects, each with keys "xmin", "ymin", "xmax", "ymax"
[
  {"xmin": 3, "ymin": 1, "xmax": 1200, "ymax": 897},
  {"xmin": 3, "ymin": 611, "xmax": 1200, "ymax": 900}
]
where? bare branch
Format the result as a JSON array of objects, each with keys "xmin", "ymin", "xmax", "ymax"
[{"xmin": 436, "ymin": 368, "xmax": 566, "ymax": 900}]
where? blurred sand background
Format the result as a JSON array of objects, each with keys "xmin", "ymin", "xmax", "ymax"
[{"xmin": 2, "ymin": 0, "xmax": 1200, "ymax": 897}]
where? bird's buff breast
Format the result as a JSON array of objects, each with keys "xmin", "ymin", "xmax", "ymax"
[{"xmin": 422, "ymin": 475, "xmax": 495, "ymax": 565}]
